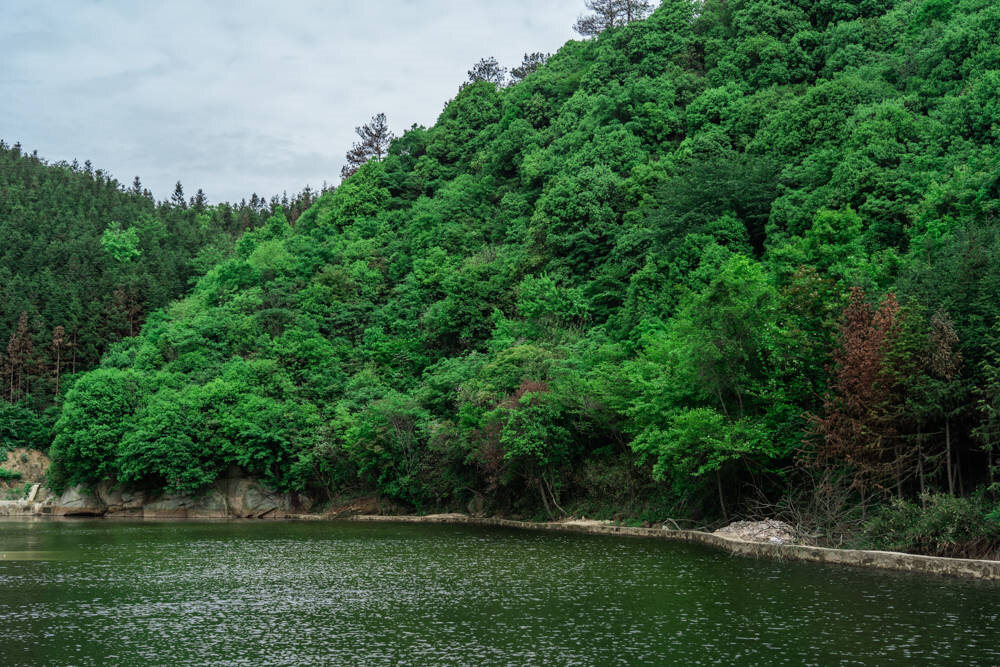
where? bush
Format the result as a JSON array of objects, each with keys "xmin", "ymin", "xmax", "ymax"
[
  {"xmin": 863, "ymin": 492, "xmax": 1000, "ymax": 559},
  {"xmin": 0, "ymin": 467, "xmax": 22, "ymax": 481},
  {"xmin": 0, "ymin": 402, "xmax": 50, "ymax": 452}
]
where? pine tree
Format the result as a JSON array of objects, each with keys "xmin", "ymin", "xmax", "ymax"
[
  {"xmin": 510, "ymin": 53, "xmax": 549, "ymax": 83},
  {"xmin": 6, "ymin": 312, "xmax": 33, "ymax": 402},
  {"xmin": 51, "ymin": 325, "xmax": 65, "ymax": 396},
  {"xmin": 466, "ymin": 57, "xmax": 508, "ymax": 87},
  {"xmin": 341, "ymin": 113, "xmax": 395, "ymax": 179},
  {"xmin": 171, "ymin": 181, "xmax": 186, "ymax": 208},
  {"xmin": 191, "ymin": 188, "xmax": 208, "ymax": 211},
  {"xmin": 574, "ymin": 0, "xmax": 653, "ymax": 37}
]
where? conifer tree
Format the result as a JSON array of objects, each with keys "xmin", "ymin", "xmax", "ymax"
[
  {"xmin": 341, "ymin": 113, "xmax": 394, "ymax": 179},
  {"xmin": 574, "ymin": 0, "xmax": 653, "ymax": 37},
  {"xmin": 6, "ymin": 312, "xmax": 33, "ymax": 402},
  {"xmin": 466, "ymin": 57, "xmax": 508, "ymax": 87},
  {"xmin": 510, "ymin": 52, "xmax": 549, "ymax": 83},
  {"xmin": 171, "ymin": 181, "xmax": 186, "ymax": 208},
  {"xmin": 51, "ymin": 325, "xmax": 65, "ymax": 396}
]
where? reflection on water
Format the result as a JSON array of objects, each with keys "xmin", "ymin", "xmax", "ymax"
[
  {"xmin": 0, "ymin": 551, "xmax": 73, "ymax": 561},
  {"xmin": 0, "ymin": 519, "xmax": 997, "ymax": 665}
]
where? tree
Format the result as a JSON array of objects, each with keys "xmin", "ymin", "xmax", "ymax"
[
  {"xmin": 171, "ymin": 181, "xmax": 186, "ymax": 208},
  {"xmin": 574, "ymin": 0, "xmax": 654, "ymax": 37},
  {"xmin": 190, "ymin": 188, "xmax": 208, "ymax": 211},
  {"xmin": 341, "ymin": 113, "xmax": 395, "ymax": 179},
  {"xmin": 6, "ymin": 312, "xmax": 33, "ymax": 402},
  {"xmin": 811, "ymin": 289, "xmax": 907, "ymax": 507},
  {"xmin": 466, "ymin": 57, "xmax": 508, "ymax": 87},
  {"xmin": 510, "ymin": 52, "xmax": 549, "ymax": 83},
  {"xmin": 100, "ymin": 222, "xmax": 142, "ymax": 263},
  {"xmin": 976, "ymin": 325, "xmax": 1000, "ymax": 489},
  {"xmin": 925, "ymin": 310, "xmax": 964, "ymax": 495},
  {"xmin": 51, "ymin": 326, "xmax": 65, "ymax": 396}
]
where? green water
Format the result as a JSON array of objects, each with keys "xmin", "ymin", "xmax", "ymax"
[{"xmin": 0, "ymin": 519, "xmax": 997, "ymax": 665}]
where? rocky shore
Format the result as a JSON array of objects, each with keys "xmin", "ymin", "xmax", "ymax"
[
  {"xmin": 0, "ymin": 449, "xmax": 308, "ymax": 519},
  {"xmin": 0, "ymin": 476, "xmax": 308, "ymax": 519},
  {"xmin": 3, "ymin": 448, "xmax": 999, "ymax": 581}
]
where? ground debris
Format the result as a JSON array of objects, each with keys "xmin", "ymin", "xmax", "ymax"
[{"xmin": 714, "ymin": 519, "xmax": 801, "ymax": 545}]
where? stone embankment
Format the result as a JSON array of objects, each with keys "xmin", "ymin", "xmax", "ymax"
[{"xmin": 342, "ymin": 514, "xmax": 1000, "ymax": 581}]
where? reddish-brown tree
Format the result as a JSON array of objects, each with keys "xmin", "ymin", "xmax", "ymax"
[
  {"xmin": 51, "ymin": 325, "xmax": 65, "ymax": 396},
  {"xmin": 6, "ymin": 312, "xmax": 34, "ymax": 402},
  {"xmin": 810, "ymin": 289, "xmax": 906, "ymax": 505}
]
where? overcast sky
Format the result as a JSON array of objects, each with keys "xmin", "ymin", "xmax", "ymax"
[{"xmin": 1, "ymin": 0, "xmax": 583, "ymax": 203}]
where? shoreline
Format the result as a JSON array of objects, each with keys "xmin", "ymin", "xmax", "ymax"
[
  {"xmin": 335, "ymin": 513, "xmax": 1000, "ymax": 582},
  {"xmin": 5, "ymin": 494, "xmax": 1000, "ymax": 581}
]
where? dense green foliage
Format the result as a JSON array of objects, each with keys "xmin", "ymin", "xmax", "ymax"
[
  {"xmin": 862, "ymin": 493, "xmax": 1000, "ymax": 558},
  {"xmin": 0, "ymin": 143, "xmax": 322, "ymax": 445},
  {"xmin": 45, "ymin": 0, "xmax": 1000, "ymax": 533}
]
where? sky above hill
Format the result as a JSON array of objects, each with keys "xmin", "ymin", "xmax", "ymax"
[{"xmin": 1, "ymin": 0, "xmax": 582, "ymax": 203}]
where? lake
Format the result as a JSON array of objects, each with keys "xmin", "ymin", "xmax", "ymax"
[{"xmin": 1, "ymin": 519, "xmax": 997, "ymax": 665}]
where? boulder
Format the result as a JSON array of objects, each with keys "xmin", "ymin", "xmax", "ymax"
[
  {"xmin": 50, "ymin": 486, "xmax": 105, "ymax": 516},
  {"xmin": 224, "ymin": 478, "xmax": 291, "ymax": 518}
]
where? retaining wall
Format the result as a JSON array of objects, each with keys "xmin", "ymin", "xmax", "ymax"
[{"xmin": 344, "ymin": 514, "xmax": 1000, "ymax": 581}]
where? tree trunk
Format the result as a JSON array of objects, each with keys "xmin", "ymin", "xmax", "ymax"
[
  {"xmin": 536, "ymin": 478, "xmax": 554, "ymax": 520},
  {"xmin": 895, "ymin": 444, "xmax": 902, "ymax": 499},
  {"xmin": 917, "ymin": 442, "xmax": 926, "ymax": 507},
  {"xmin": 956, "ymin": 448, "xmax": 964, "ymax": 496},
  {"xmin": 54, "ymin": 347, "xmax": 61, "ymax": 395},
  {"xmin": 946, "ymin": 419, "xmax": 954, "ymax": 496},
  {"xmin": 716, "ymin": 468, "xmax": 727, "ymax": 521}
]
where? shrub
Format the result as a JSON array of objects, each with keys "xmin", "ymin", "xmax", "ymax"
[{"xmin": 863, "ymin": 492, "xmax": 1000, "ymax": 559}]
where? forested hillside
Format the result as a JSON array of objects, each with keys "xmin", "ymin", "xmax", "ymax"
[
  {"xmin": 45, "ymin": 0, "xmax": 1000, "ymax": 549},
  {"xmin": 0, "ymin": 142, "xmax": 320, "ymax": 448}
]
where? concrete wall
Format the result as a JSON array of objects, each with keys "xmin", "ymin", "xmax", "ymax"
[{"xmin": 346, "ymin": 514, "xmax": 1000, "ymax": 581}]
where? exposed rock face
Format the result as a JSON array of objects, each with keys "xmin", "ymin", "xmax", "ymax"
[
  {"xmin": 51, "ymin": 486, "xmax": 105, "ymax": 516},
  {"xmin": 18, "ymin": 471, "xmax": 306, "ymax": 519},
  {"xmin": 714, "ymin": 519, "xmax": 801, "ymax": 544}
]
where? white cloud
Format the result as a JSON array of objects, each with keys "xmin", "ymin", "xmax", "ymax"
[{"xmin": 1, "ymin": 0, "xmax": 583, "ymax": 202}]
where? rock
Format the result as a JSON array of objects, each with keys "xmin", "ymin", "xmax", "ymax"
[
  {"xmin": 95, "ymin": 481, "xmax": 146, "ymax": 516},
  {"xmin": 51, "ymin": 486, "xmax": 105, "ymax": 516},
  {"xmin": 235, "ymin": 480, "xmax": 286, "ymax": 518},
  {"xmin": 142, "ymin": 495, "xmax": 191, "ymax": 518},
  {"xmin": 17, "ymin": 474, "xmax": 304, "ymax": 519},
  {"xmin": 143, "ymin": 488, "xmax": 228, "ymax": 518}
]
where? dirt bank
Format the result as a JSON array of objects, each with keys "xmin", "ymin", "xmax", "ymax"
[{"xmin": 1, "ymin": 448, "xmax": 50, "ymax": 483}]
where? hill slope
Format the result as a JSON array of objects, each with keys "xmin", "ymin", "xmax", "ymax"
[
  {"xmin": 49, "ymin": 0, "xmax": 1000, "ymax": 532},
  {"xmin": 0, "ymin": 144, "xmax": 318, "ymax": 448}
]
